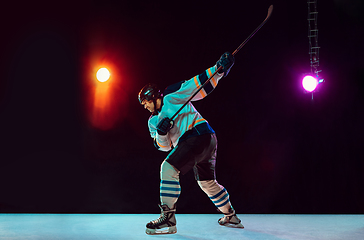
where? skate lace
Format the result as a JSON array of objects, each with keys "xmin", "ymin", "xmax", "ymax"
[{"xmin": 151, "ymin": 212, "xmax": 167, "ymax": 225}]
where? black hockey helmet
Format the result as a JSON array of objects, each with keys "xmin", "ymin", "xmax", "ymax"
[{"xmin": 138, "ymin": 83, "xmax": 162, "ymax": 104}]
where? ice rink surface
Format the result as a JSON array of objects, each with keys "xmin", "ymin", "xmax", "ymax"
[{"xmin": 1, "ymin": 214, "xmax": 363, "ymax": 240}]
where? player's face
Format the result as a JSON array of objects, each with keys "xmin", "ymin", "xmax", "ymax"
[{"xmin": 141, "ymin": 99, "xmax": 155, "ymax": 113}]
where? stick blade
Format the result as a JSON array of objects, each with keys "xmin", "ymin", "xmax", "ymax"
[{"xmin": 267, "ymin": 5, "xmax": 273, "ymax": 19}]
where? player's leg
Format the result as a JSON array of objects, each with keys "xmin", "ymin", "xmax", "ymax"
[
  {"xmin": 194, "ymin": 134, "xmax": 244, "ymax": 228},
  {"xmin": 145, "ymin": 134, "xmax": 210, "ymax": 234},
  {"xmin": 146, "ymin": 160, "xmax": 180, "ymax": 235},
  {"xmin": 197, "ymin": 180, "xmax": 244, "ymax": 228},
  {"xmin": 160, "ymin": 160, "xmax": 181, "ymax": 209}
]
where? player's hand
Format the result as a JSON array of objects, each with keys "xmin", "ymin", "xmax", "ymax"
[
  {"xmin": 216, "ymin": 52, "xmax": 235, "ymax": 77},
  {"xmin": 157, "ymin": 117, "xmax": 174, "ymax": 135}
]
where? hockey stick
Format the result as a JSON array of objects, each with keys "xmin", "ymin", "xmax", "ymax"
[{"xmin": 170, "ymin": 5, "xmax": 273, "ymax": 122}]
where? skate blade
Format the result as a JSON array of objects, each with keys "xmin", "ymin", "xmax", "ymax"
[
  {"xmin": 146, "ymin": 226, "xmax": 177, "ymax": 235},
  {"xmin": 220, "ymin": 222, "xmax": 245, "ymax": 229}
]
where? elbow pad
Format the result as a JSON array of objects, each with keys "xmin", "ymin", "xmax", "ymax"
[{"xmin": 153, "ymin": 138, "xmax": 160, "ymax": 150}]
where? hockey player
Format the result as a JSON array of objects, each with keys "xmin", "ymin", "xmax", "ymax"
[{"xmin": 138, "ymin": 52, "xmax": 244, "ymax": 235}]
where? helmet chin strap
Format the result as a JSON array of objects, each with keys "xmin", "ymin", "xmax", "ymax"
[
  {"xmin": 152, "ymin": 99, "xmax": 157, "ymax": 115},
  {"xmin": 152, "ymin": 98, "xmax": 162, "ymax": 115}
]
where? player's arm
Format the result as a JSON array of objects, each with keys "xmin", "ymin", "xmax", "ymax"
[
  {"xmin": 164, "ymin": 52, "xmax": 234, "ymax": 102},
  {"xmin": 190, "ymin": 52, "xmax": 235, "ymax": 101}
]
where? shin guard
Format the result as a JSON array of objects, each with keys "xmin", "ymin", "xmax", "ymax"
[
  {"xmin": 160, "ymin": 160, "xmax": 181, "ymax": 209},
  {"xmin": 198, "ymin": 180, "xmax": 232, "ymax": 214}
]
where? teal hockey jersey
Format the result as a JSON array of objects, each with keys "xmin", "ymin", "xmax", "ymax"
[{"xmin": 148, "ymin": 65, "xmax": 224, "ymax": 152}]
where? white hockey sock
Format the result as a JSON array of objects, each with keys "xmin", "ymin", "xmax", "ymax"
[
  {"xmin": 198, "ymin": 180, "xmax": 232, "ymax": 214},
  {"xmin": 160, "ymin": 160, "xmax": 181, "ymax": 209}
]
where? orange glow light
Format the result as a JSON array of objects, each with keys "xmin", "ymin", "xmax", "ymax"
[
  {"xmin": 83, "ymin": 51, "xmax": 125, "ymax": 130},
  {"xmin": 96, "ymin": 67, "xmax": 110, "ymax": 82}
]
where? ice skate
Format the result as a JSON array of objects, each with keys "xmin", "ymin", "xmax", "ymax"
[
  {"xmin": 218, "ymin": 208, "xmax": 244, "ymax": 228},
  {"xmin": 146, "ymin": 204, "xmax": 177, "ymax": 235}
]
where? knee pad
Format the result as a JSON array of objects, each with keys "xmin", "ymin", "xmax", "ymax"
[
  {"xmin": 198, "ymin": 180, "xmax": 222, "ymax": 194},
  {"xmin": 160, "ymin": 160, "xmax": 180, "ymax": 181}
]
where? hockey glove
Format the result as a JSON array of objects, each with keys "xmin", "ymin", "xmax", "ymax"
[
  {"xmin": 157, "ymin": 117, "xmax": 174, "ymax": 135},
  {"xmin": 216, "ymin": 52, "xmax": 235, "ymax": 77}
]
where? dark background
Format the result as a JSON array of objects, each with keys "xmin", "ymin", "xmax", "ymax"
[{"xmin": 0, "ymin": 0, "xmax": 363, "ymax": 214}]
